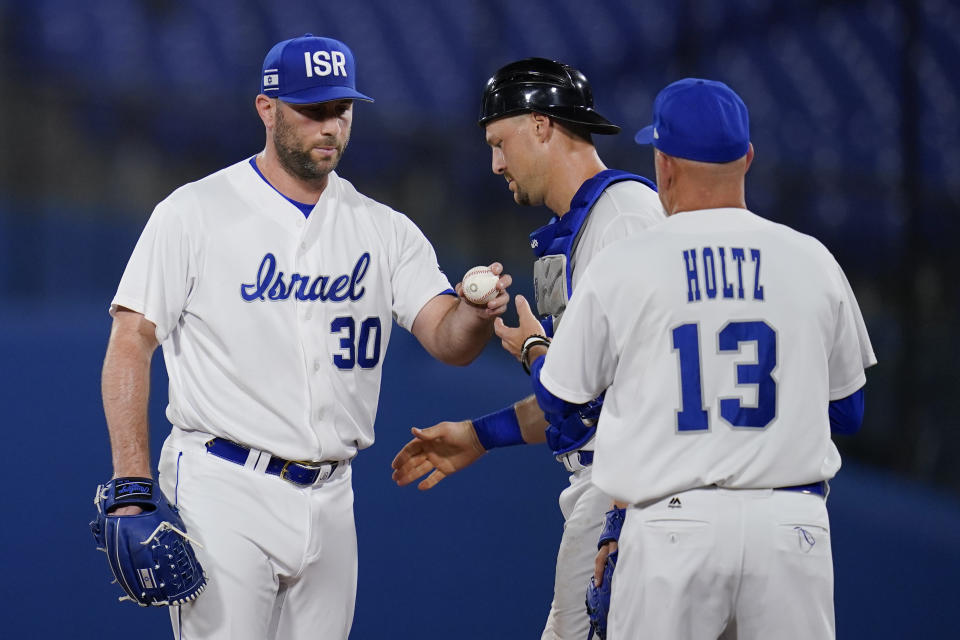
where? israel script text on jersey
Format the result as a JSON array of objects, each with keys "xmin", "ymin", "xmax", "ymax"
[{"xmin": 240, "ymin": 252, "xmax": 369, "ymax": 302}]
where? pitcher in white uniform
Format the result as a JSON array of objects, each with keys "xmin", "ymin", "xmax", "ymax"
[
  {"xmin": 496, "ymin": 78, "xmax": 876, "ymax": 639},
  {"xmin": 99, "ymin": 34, "xmax": 511, "ymax": 640}
]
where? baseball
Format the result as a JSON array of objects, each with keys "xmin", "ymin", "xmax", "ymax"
[{"xmin": 461, "ymin": 265, "xmax": 500, "ymax": 305}]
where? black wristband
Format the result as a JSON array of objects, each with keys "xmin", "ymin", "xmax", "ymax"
[{"xmin": 520, "ymin": 335, "xmax": 551, "ymax": 375}]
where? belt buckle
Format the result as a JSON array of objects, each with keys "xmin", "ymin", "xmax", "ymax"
[{"xmin": 280, "ymin": 459, "xmax": 336, "ymax": 486}]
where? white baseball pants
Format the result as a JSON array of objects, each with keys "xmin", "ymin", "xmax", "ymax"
[
  {"xmin": 609, "ymin": 486, "xmax": 834, "ymax": 640},
  {"xmin": 157, "ymin": 428, "xmax": 357, "ymax": 640},
  {"xmin": 541, "ymin": 465, "xmax": 613, "ymax": 640}
]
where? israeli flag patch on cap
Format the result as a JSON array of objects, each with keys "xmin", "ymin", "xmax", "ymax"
[{"xmin": 263, "ymin": 70, "xmax": 279, "ymax": 89}]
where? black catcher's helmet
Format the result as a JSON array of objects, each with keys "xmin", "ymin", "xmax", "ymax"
[{"xmin": 478, "ymin": 57, "xmax": 620, "ymax": 134}]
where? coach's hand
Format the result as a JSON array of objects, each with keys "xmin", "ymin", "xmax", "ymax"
[
  {"xmin": 391, "ymin": 420, "xmax": 486, "ymax": 490},
  {"xmin": 494, "ymin": 295, "xmax": 545, "ymax": 360}
]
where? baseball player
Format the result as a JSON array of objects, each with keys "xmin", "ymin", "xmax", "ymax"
[
  {"xmin": 98, "ymin": 34, "xmax": 511, "ymax": 640},
  {"xmin": 390, "ymin": 58, "xmax": 664, "ymax": 639},
  {"xmin": 496, "ymin": 78, "xmax": 877, "ymax": 639}
]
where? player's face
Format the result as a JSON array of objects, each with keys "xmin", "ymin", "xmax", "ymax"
[
  {"xmin": 485, "ymin": 115, "xmax": 546, "ymax": 207},
  {"xmin": 273, "ymin": 99, "xmax": 353, "ymax": 182}
]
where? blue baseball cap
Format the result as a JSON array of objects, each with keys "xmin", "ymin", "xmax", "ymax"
[
  {"xmin": 261, "ymin": 34, "xmax": 373, "ymax": 104},
  {"xmin": 634, "ymin": 78, "xmax": 749, "ymax": 163}
]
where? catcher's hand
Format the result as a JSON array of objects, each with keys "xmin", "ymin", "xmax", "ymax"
[
  {"xmin": 586, "ymin": 549, "xmax": 618, "ymax": 640},
  {"xmin": 391, "ymin": 421, "xmax": 486, "ymax": 490},
  {"xmin": 91, "ymin": 477, "xmax": 207, "ymax": 607},
  {"xmin": 493, "ymin": 294, "xmax": 545, "ymax": 361}
]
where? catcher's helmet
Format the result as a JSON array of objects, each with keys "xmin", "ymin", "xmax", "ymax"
[{"xmin": 478, "ymin": 57, "xmax": 620, "ymax": 134}]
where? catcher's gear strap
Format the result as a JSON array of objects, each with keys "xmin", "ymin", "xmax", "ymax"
[
  {"xmin": 91, "ymin": 477, "xmax": 207, "ymax": 607},
  {"xmin": 556, "ymin": 449, "xmax": 593, "ymax": 473},
  {"xmin": 597, "ymin": 507, "xmax": 626, "ymax": 549},
  {"xmin": 472, "ymin": 405, "xmax": 524, "ymax": 450},
  {"xmin": 529, "ymin": 356, "xmax": 599, "ymax": 455}
]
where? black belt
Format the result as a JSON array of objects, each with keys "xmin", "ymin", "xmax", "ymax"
[
  {"xmin": 205, "ymin": 438, "xmax": 342, "ymax": 487},
  {"xmin": 777, "ymin": 481, "xmax": 828, "ymax": 497}
]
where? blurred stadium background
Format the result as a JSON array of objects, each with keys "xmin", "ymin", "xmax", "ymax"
[{"xmin": 1, "ymin": 0, "xmax": 957, "ymax": 637}]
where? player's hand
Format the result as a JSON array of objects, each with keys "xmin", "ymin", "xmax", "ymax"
[
  {"xmin": 493, "ymin": 294, "xmax": 545, "ymax": 360},
  {"xmin": 110, "ymin": 505, "xmax": 144, "ymax": 516},
  {"xmin": 594, "ymin": 540, "xmax": 618, "ymax": 586},
  {"xmin": 391, "ymin": 420, "xmax": 486, "ymax": 490},
  {"xmin": 455, "ymin": 262, "xmax": 512, "ymax": 319}
]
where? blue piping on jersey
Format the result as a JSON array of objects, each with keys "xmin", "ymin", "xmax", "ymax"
[{"xmin": 248, "ymin": 156, "xmax": 316, "ymax": 218}]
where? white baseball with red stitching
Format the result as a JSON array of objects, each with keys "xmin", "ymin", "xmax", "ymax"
[{"xmin": 461, "ymin": 266, "xmax": 499, "ymax": 305}]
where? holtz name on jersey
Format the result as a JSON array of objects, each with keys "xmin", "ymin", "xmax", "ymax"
[{"xmin": 682, "ymin": 246, "xmax": 764, "ymax": 303}]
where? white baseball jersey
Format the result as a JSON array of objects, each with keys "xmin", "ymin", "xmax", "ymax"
[
  {"xmin": 112, "ymin": 159, "xmax": 452, "ymax": 462},
  {"xmin": 540, "ymin": 207, "xmax": 876, "ymax": 505}
]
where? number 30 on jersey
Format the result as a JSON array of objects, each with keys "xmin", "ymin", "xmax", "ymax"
[
  {"xmin": 672, "ymin": 320, "xmax": 777, "ymax": 431},
  {"xmin": 331, "ymin": 316, "xmax": 382, "ymax": 370}
]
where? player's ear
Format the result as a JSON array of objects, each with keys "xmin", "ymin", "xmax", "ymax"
[
  {"xmin": 255, "ymin": 94, "xmax": 276, "ymax": 129},
  {"xmin": 654, "ymin": 149, "xmax": 672, "ymax": 185},
  {"xmin": 531, "ymin": 112, "xmax": 551, "ymax": 142},
  {"xmin": 744, "ymin": 143, "xmax": 755, "ymax": 172}
]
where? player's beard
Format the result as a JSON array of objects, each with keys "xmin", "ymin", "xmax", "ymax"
[
  {"xmin": 514, "ymin": 186, "xmax": 533, "ymax": 207},
  {"xmin": 505, "ymin": 173, "xmax": 534, "ymax": 207},
  {"xmin": 273, "ymin": 108, "xmax": 349, "ymax": 183}
]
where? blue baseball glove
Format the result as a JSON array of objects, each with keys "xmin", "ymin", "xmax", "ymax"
[
  {"xmin": 586, "ymin": 507, "xmax": 626, "ymax": 639},
  {"xmin": 586, "ymin": 550, "xmax": 617, "ymax": 640},
  {"xmin": 90, "ymin": 477, "xmax": 207, "ymax": 607}
]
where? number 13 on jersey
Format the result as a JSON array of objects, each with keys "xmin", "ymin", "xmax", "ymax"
[{"xmin": 672, "ymin": 320, "xmax": 777, "ymax": 431}]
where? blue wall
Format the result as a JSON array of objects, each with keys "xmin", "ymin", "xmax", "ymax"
[{"xmin": 1, "ymin": 304, "xmax": 957, "ymax": 638}]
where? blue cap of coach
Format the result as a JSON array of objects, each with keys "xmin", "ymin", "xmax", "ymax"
[
  {"xmin": 261, "ymin": 34, "xmax": 374, "ymax": 104},
  {"xmin": 634, "ymin": 78, "xmax": 748, "ymax": 163}
]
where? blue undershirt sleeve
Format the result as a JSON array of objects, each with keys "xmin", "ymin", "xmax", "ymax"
[
  {"xmin": 530, "ymin": 354, "xmax": 581, "ymax": 418},
  {"xmin": 829, "ymin": 387, "xmax": 865, "ymax": 435},
  {"xmin": 535, "ymin": 356, "xmax": 865, "ymax": 436}
]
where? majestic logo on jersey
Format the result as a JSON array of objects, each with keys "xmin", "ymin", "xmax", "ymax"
[
  {"xmin": 668, "ymin": 496, "xmax": 682, "ymax": 509},
  {"xmin": 240, "ymin": 252, "xmax": 369, "ymax": 302},
  {"xmin": 682, "ymin": 246, "xmax": 764, "ymax": 303}
]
